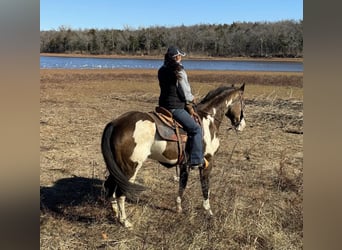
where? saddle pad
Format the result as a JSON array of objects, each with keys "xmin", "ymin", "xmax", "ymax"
[{"xmin": 147, "ymin": 112, "xmax": 187, "ymax": 142}]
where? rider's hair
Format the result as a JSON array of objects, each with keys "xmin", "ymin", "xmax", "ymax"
[{"xmin": 163, "ymin": 53, "xmax": 183, "ymax": 80}]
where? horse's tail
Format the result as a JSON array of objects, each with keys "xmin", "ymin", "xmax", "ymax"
[{"xmin": 101, "ymin": 122, "xmax": 145, "ymax": 198}]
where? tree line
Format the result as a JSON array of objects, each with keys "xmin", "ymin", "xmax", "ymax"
[{"xmin": 40, "ymin": 20, "xmax": 303, "ymax": 58}]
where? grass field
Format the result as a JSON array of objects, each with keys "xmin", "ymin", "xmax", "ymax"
[{"xmin": 40, "ymin": 69, "xmax": 303, "ymax": 249}]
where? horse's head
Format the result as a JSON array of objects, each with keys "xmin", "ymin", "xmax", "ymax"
[
  {"xmin": 225, "ymin": 83, "xmax": 246, "ymax": 131},
  {"xmin": 197, "ymin": 83, "xmax": 246, "ymax": 132}
]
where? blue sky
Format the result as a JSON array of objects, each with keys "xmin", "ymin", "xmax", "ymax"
[{"xmin": 40, "ymin": 0, "xmax": 303, "ymax": 31}]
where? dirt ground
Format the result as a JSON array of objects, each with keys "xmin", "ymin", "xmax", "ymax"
[{"xmin": 40, "ymin": 69, "xmax": 303, "ymax": 249}]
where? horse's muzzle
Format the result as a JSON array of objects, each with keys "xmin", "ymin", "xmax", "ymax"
[{"xmin": 235, "ymin": 117, "xmax": 246, "ymax": 131}]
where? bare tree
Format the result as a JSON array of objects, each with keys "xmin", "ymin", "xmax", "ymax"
[{"xmin": 40, "ymin": 20, "xmax": 303, "ymax": 58}]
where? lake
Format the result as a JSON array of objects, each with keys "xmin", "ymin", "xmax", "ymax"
[{"xmin": 40, "ymin": 56, "xmax": 303, "ymax": 72}]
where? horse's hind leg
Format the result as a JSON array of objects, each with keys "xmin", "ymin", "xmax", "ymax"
[
  {"xmin": 105, "ymin": 185, "xmax": 132, "ymax": 228},
  {"xmin": 104, "ymin": 174, "xmax": 132, "ymax": 227},
  {"xmin": 176, "ymin": 163, "xmax": 189, "ymax": 213},
  {"xmin": 103, "ymin": 175, "xmax": 121, "ymax": 221},
  {"xmin": 116, "ymin": 162, "xmax": 144, "ymax": 228},
  {"xmin": 116, "ymin": 195, "xmax": 132, "ymax": 228}
]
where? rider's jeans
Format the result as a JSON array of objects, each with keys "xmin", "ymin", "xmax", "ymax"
[{"xmin": 171, "ymin": 108, "xmax": 203, "ymax": 165}]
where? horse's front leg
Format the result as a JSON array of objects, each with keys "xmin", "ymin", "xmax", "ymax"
[
  {"xmin": 199, "ymin": 167, "xmax": 213, "ymax": 216},
  {"xmin": 176, "ymin": 163, "xmax": 189, "ymax": 213}
]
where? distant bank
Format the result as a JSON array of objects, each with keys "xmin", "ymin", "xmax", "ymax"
[{"xmin": 40, "ymin": 53, "xmax": 303, "ymax": 63}]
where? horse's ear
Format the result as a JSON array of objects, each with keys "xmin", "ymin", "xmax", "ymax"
[{"xmin": 240, "ymin": 82, "xmax": 245, "ymax": 92}]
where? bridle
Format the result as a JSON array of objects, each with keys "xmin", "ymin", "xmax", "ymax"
[{"xmin": 196, "ymin": 92, "xmax": 245, "ymax": 130}]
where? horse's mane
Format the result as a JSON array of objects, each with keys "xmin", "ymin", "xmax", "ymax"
[{"xmin": 199, "ymin": 85, "xmax": 236, "ymax": 105}]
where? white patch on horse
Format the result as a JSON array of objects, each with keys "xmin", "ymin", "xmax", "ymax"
[
  {"xmin": 202, "ymin": 116, "xmax": 220, "ymax": 156},
  {"xmin": 150, "ymin": 140, "xmax": 178, "ymax": 164},
  {"xmin": 203, "ymin": 198, "xmax": 211, "ymax": 210},
  {"xmin": 203, "ymin": 199, "xmax": 213, "ymax": 216},
  {"xmin": 205, "ymin": 108, "xmax": 216, "ymax": 124},
  {"xmin": 236, "ymin": 117, "xmax": 246, "ymax": 131},
  {"xmin": 176, "ymin": 196, "xmax": 182, "ymax": 213},
  {"xmin": 129, "ymin": 163, "xmax": 142, "ymax": 183},
  {"xmin": 131, "ymin": 120, "xmax": 155, "ymax": 163},
  {"xmin": 226, "ymin": 99, "xmax": 233, "ymax": 107}
]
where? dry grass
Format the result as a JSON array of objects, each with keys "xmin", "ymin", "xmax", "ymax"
[{"xmin": 40, "ymin": 69, "xmax": 303, "ymax": 249}]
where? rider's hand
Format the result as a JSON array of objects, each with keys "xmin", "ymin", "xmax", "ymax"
[{"xmin": 186, "ymin": 104, "xmax": 195, "ymax": 116}]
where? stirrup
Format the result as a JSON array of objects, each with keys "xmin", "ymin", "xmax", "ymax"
[
  {"xmin": 203, "ymin": 158, "xmax": 209, "ymax": 168},
  {"xmin": 189, "ymin": 158, "xmax": 209, "ymax": 170}
]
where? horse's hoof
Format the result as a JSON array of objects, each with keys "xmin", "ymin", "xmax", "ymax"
[
  {"xmin": 120, "ymin": 219, "xmax": 133, "ymax": 229},
  {"xmin": 207, "ymin": 209, "xmax": 214, "ymax": 216},
  {"xmin": 176, "ymin": 197, "xmax": 182, "ymax": 213}
]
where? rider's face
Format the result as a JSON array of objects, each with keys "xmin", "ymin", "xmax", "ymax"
[{"xmin": 174, "ymin": 55, "xmax": 182, "ymax": 63}]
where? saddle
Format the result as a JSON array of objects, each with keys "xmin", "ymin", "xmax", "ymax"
[
  {"xmin": 147, "ymin": 107, "xmax": 189, "ymax": 165},
  {"xmin": 148, "ymin": 106, "xmax": 205, "ymax": 166},
  {"xmin": 148, "ymin": 106, "xmax": 188, "ymax": 143}
]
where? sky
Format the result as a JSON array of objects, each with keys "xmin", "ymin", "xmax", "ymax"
[{"xmin": 40, "ymin": 0, "xmax": 303, "ymax": 31}]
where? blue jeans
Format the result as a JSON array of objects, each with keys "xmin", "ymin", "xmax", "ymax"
[{"xmin": 171, "ymin": 108, "xmax": 203, "ymax": 165}]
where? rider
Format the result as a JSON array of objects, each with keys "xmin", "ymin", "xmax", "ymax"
[{"xmin": 158, "ymin": 46, "xmax": 208, "ymax": 169}]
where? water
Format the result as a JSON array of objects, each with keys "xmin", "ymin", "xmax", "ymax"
[{"xmin": 40, "ymin": 56, "xmax": 303, "ymax": 72}]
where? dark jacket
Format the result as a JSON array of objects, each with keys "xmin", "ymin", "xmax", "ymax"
[{"xmin": 158, "ymin": 65, "xmax": 186, "ymax": 109}]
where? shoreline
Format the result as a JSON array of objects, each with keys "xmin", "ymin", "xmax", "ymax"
[
  {"xmin": 40, "ymin": 52, "xmax": 303, "ymax": 63},
  {"xmin": 40, "ymin": 68, "xmax": 303, "ymax": 90}
]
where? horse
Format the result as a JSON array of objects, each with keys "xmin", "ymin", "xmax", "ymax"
[{"xmin": 101, "ymin": 83, "xmax": 246, "ymax": 228}]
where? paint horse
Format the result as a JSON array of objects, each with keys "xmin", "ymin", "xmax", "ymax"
[{"xmin": 101, "ymin": 83, "xmax": 246, "ymax": 228}]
